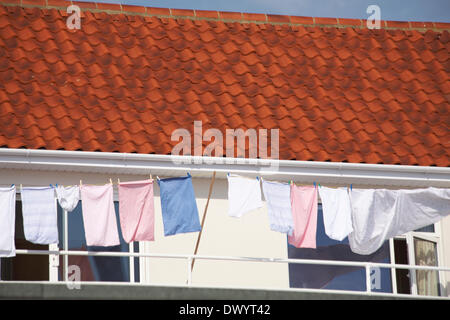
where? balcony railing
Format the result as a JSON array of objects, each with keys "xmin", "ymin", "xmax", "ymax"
[{"xmin": 4, "ymin": 248, "xmax": 449, "ymax": 300}]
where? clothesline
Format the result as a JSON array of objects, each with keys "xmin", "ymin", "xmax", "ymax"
[
  {"xmin": 3, "ymin": 181, "xmax": 349, "ymax": 190},
  {"xmin": 1, "ymin": 173, "xmax": 449, "ymax": 261}
]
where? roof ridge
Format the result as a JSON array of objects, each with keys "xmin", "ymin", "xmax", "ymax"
[{"xmin": 2, "ymin": 0, "xmax": 449, "ymax": 32}]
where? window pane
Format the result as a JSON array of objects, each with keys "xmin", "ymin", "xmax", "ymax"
[
  {"xmin": 1, "ymin": 201, "xmax": 49, "ymax": 281},
  {"xmin": 59, "ymin": 201, "xmax": 139, "ymax": 282},
  {"xmin": 288, "ymin": 204, "xmax": 392, "ymax": 292},
  {"xmin": 414, "ymin": 224, "xmax": 435, "ymax": 233},
  {"xmin": 414, "ymin": 237, "xmax": 440, "ymax": 296},
  {"xmin": 393, "ymin": 239, "xmax": 410, "ymax": 294}
]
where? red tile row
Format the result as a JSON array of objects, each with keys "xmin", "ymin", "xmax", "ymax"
[{"xmin": 0, "ymin": 3, "xmax": 448, "ymax": 167}]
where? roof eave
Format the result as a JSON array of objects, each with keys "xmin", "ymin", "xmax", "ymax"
[{"xmin": 0, "ymin": 148, "xmax": 448, "ymax": 187}]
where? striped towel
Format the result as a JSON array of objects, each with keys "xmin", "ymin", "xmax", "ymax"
[
  {"xmin": 262, "ymin": 180, "xmax": 294, "ymax": 235},
  {"xmin": 21, "ymin": 187, "xmax": 59, "ymax": 245}
]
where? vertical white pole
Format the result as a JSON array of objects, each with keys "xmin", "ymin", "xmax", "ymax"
[
  {"xmin": 63, "ymin": 209, "xmax": 68, "ymax": 282},
  {"xmin": 139, "ymin": 241, "xmax": 146, "ymax": 284},
  {"xmin": 187, "ymin": 257, "xmax": 192, "ymax": 286},
  {"xmin": 49, "ymin": 197, "xmax": 59, "ymax": 282},
  {"xmin": 129, "ymin": 242, "xmax": 135, "ymax": 283},
  {"xmin": 365, "ymin": 264, "xmax": 371, "ymax": 293},
  {"xmin": 389, "ymin": 238, "xmax": 398, "ymax": 294},
  {"xmin": 407, "ymin": 234, "xmax": 418, "ymax": 296},
  {"xmin": 49, "ymin": 242, "xmax": 59, "ymax": 282}
]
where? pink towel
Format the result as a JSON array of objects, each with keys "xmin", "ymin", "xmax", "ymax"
[
  {"xmin": 118, "ymin": 179, "xmax": 155, "ymax": 243},
  {"xmin": 80, "ymin": 184, "xmax": 120, "ymax": 246},
  {"xmin": 288, "ymin": 185, "xmax": 318, "ymax": 248}
]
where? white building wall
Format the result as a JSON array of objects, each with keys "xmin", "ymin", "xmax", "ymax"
[{"xmin": 142, "ymin": 177, "xmax": 289, "ymax": 289}]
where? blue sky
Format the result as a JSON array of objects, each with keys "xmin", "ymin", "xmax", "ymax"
[{"xmin": 76, "ymin": 0, "xmax": 450, "ymax": 22}]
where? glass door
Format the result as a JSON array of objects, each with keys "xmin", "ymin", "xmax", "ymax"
[{"xmin": 413, "ymin": 236, "xmax": 440, "ymax": 296}]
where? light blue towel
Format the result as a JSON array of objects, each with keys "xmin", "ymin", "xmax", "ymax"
[
  {"xmin": 157, "ymin": 173, "xmax": 201, "ymax": 236},
  {"xmin": 21, "ymin": 187, "xmax": 59, "ymax": 245}
]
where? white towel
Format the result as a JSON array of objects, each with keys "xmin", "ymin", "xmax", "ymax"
[
  {"xmin": 262, "ymin": 180, "xmax": 294, "ymax": 235},
  {"xmin": 348, "ymin": 187, "xmax": 450, "ymax": 255},
  {"xmin": 0, "ymin": 186, "xmax": 16, "ymax": 257},
  {"xmin": 55, "ymin": 185, "xmax": 80, "ymax": 212},
  {"xmin": 21, "ymin": 187, "xmax": 59, "ymax": 245},
  {"xmin": 227, "ymin": 174, "xmax": 263, "ymax": 218},
  {"xmin": 318, "ymin": 186, "xmax": 353, "ymax": 241}
]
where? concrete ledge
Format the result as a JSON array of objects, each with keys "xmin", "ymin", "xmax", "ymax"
[{"xmin": 0, "ymin": 282, "xmax": 415, "ymax": 300}]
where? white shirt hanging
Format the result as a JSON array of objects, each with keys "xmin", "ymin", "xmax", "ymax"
[{"xmin": 227, "ymin": 174, "xmax": 263, "ymax": 218}]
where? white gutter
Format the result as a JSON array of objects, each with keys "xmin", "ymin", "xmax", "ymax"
[{"xmin": 0, "ymin": 148, "xmax": 449, "ymax": 187}]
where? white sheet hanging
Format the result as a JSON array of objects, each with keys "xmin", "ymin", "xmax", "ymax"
[
  {"xmin": 348, "ymin": 187, "xmax": 450, "ymax": 255},
  {"xmin": 0, "ymin": 186, "xmax": 16, "ymax": 257},
  {"xmin": 318, "ymin": 186, "xmax": 353, "ymax": 241},
  {"xmin": 227, "ymin": 174, "xmax": 263, "ymax": 218}
]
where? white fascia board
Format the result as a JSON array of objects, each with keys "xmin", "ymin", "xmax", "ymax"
[{"xmin": 0, "ymin": 148, "xmax": 449, "ymax": 187}]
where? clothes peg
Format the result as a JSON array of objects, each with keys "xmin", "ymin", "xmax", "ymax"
[
  {"xmin": 350, "ymin": 184, "xmax": 353, "ymax": 191},
  {"xmin": 150, "ymin": 174, "xmax": 153, "ymax": 181},
  {"xmin": 118, "ymin": 178, "xmax": 121, "ymax": 184},
  {"xmin": 109, "ymin": 178, "xmax": 113, "ymax": 184},
  {"xmin": 80, "ymin": 180, "xmax": 83, "ymax": 187},
  {"xmin": 313, "ymin": 182, "xmax": 316, "ymax": 188}
]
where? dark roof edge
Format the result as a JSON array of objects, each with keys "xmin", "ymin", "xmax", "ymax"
[{"xmin": 3, "ymin": 0, "xmax": 450, "ymax": 32}]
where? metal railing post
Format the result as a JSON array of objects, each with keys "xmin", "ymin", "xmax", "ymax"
[
  {"xmin": 187, "ymin": 256, "xmax": 193, "ymax": 286},
  {"xmin": 63, "ymin": 209, "xmax": 69, "ymax": 282},
  {"xmin": 366, "ymin": 264, "xmax": 371, "ymax": 293}
]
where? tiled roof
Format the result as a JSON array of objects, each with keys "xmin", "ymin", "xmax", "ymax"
[{"xmin": 0, "ymin": 1, "xmax": 449, "ymax": 166}]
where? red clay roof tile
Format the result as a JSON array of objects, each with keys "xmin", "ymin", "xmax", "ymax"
[{"xmin": 0, "ymin": 2, "xmax": 448, "ymax": 166}]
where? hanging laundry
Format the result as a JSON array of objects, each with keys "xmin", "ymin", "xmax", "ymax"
[
  {"xmin": 0, "ymin": 186, "xmax": 16, "ymax": 257},
  {"xmin": 262, "ymin": 179, "xmax": 294, "ymax": 235},
  {"xmin": 55, "ymin": 185, "xmax": 80, "ymax": 212},
  {"xmin": 318, "ymin": 186, "xmax": 353, "ymax": 241},
  {"xmin": 80, "ymin": 184, "xmax": 120, "ymax": 246},
  {"xmin": 157, "ymin": 173, "xmax": 201, "ymax": 236},
  {"xmin": 348, "ymin": 187, "xmax": 450, "ymax": 255},
  {"xmin": 227, "ymin": 174, "xmax": 263, "ymax": 218},
  {"xmin": 118, "ymin": 179, "xmax": 155, "ymax": 243},
  {"xmin": 288, "ymin": 185, "xmax": 318, "ymax": 248},
  {"xmin": 21, "ymin": 187, "xmax": 59, "ymax": 245}
]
